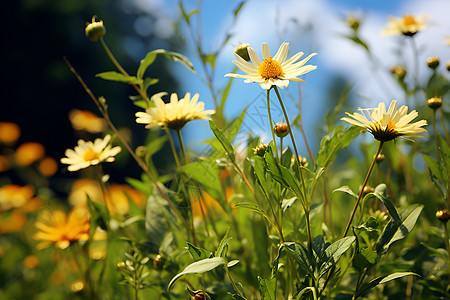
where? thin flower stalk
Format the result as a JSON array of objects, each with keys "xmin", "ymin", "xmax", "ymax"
[
  {"xmin": 163, "ymin": 127, "xmax": 181, "ymax": 169},
  {"xmin": 343, "ymin": 141, "xmax": 384, "ymax": 238},
  {"xmin": 266, "ymin": 90, "xmax": 279, "ymax": 161},
  {"xmin": 273, "ymin": 86, "xmax": 312, "ymax": 251},
  {"xmin": 99, "ymin": 38, "xmax": 150, "ymax": 106}
]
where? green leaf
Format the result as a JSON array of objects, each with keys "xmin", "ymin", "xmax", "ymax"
[
  {"xmin": 371, "ymin": 184, "xmax": 401, "ymax": 223},
  {"xmin": 333, "ymin": 186, "xmax": 358, "ymax": 199},
  {"xmin": 215, "ymin": 228, "xmax": 231, "ymax": 258},
  {"xmin": 315, "ymin": 126, "xmax": 361, "ymax": 171},
  {"xmin": 204, "ymin": 53, "xmax": 217, "ymax": 69},
  {"xmin": 343, "ymin": 34, "xmax": 370, "ymax": 52},
  {"xmin": 355, "ymin": 272, "xmax": 418, "ymax": 298},
  {"xmin": 181, "ymin": 160, "xmax": 226, "ymax": 210},
  {"xmin": 376, "ymin": 205, "xmax": 423, "ymax": 254},
  {"xmin": 234, "ymin": 203, "xmax": 274, "ymax": 227},
  {"xmin": 258, "ymin": 276, "xmax": 276, "ymax": 300},
  {"xmin": 185, "ymin": 242, "xmax": 212, "ymax": 260},
  {"xmin": 86, "ymin": 195, "xmax": 108, "ymax": 237},
  {"xmin": 422, "ymin": 153, "xmax": 446, "ymax": 197},
  {"xmin": 137, "ymin": 49, "xmax": 197, "ymax": 80},
  {"xmin": 283, "ymin": 242, "xmax": 313, "ymax": 276},
  {"xmin": 96, "ymin": 71, "xmax": 140, "ymax": 84},
  {"xmin": 218, "ymin": 72, "xmax": 234, "ymax": 116},
  {"xmin": 353, "ymin": 248, "xmax": 377, "ymax": 271},
  {"xmin": 209, "ymin": 120, "xmax": 235, "ymax": 158},
  {"xmin": 264, "ymin": 146, "xmax": 303, "ymax": 198},
  {"xmin": 168, "ymin": 257, "xmax": 226, "ymax": 290},
  {"xmin": 145, "ymin": 183, "xmax": 177, "ymax": 247},
  {"xmin": 324, "ymin": 236, "xmax": 355, "ymax": 265},
  {"xmin": 233, "ymin": 1, "xmax": 246, "ymax": 18}
]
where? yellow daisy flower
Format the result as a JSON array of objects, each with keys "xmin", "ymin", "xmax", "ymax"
[
  {"xmin": 34, "ymin": 206, "xmax": 90, "ymax": 250},
  {"xmin": 135, "ymin": 92, "xmax": 215, "ymax": 131},
  {"xmin": 341, "ymin": 100, "xmax": 427, "ymax": 142},
  {"xmin": 225, "ymin": 42, "xmax": 317, "ymax": 90},
  {"xmin": 382, "ymin": 14, "xmax": 428, "ymax": 37},
  {"xmin": 60, "ymin": 134, "xmax": 121, "ymax": 171}
]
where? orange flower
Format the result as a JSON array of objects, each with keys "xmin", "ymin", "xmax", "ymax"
[
  {"xmin": 0, "ymin": 184, "xmax": 35, "ymax": 211},
  {"xmin": 34, "ymin": 206, "xmax": 90, "ymax": 250},
  {"xmin": 0, "ymin": 122, "xmax": 21, "ymax": 144},
  {"xmin": 106, "ymin": 184, "xmax": 146, "ymax": 215},
  {"xmin": 39, "ymin": 157, "xmax": 58, "ymax": 177},
  {"xmin": 15, "ymin": 142, "xmax": 45, "ymax": 166},
  {"xmin": 191, "ymin": 187, "xmax": 234, "ymax": 220},
  {"xmin": 69, "ymin": 109, "xmax": 107, "ymax": 133}
]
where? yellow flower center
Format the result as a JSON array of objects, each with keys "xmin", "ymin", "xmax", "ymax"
[
  {"xmin": 83, "ymin": 148, "xmax": 99, "ymax": 162},
  {"xmin": 258, "ymin": 57, "xmax": 284, "ymax": 79},
  {"xmin": 402, "ymin": 15, "xmax": 417, "ymax": 27}
]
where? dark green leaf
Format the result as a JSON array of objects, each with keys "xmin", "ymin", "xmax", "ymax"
[
  {"xmin": 355, "ymin": 272, "xmax": 418, "ymax": 298},
  {"xmin": 353, "ymin": 248, "xmax": 377, "ymax": 271},
  {"xmin": 333, "ymin": 186, "xmax": 357, "ymax": 199},
  {"xmin": 325, "ymin": 236, "xmax": 355, "ymax": 265},
  {"xmin": 186, "ymin": 242, "xmax": 212, "ymax": 260},
  {"xmin": 371, "ymin": 184, "xmax": 401, "ymax": 223},
  {"xmin": 422, "ymin": 153, "xmax": 446, "ymax": 197},
  {"xmin": 138, "ymin": 49, "xmax": 196, "ymax": 80},
  {"xmin": 283, "ymin": 242, "xmax": 313, "ymax": 275},
  {"xmin": 216, "ymin": 228, "xmax": 231, "ymax": 258},
  {"xmin": 209, "ymin": 120, "xmax": 235, "ymax": 158},
  {"xmin": 258, "ymin": 276, "xmax": 276, "ymax": 300}
]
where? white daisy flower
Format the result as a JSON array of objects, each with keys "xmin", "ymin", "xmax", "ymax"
[
  {"xmin": 135, "ymin": 92, "xmax": 215, "ymax": 131},
  {"xmin": 61, "ymin": 134, "xmax": 121, "ymax": 171},
  {"xmin": 382, "ymin": 14, "xmax": 428, "ymax": 37},
  {"xmin": 225, "ymin": 42, "xmax": 317, "ymax": 90},
  {"xmin": 341, "ymin": 100, "xmax": 427, "ymax": 142}
]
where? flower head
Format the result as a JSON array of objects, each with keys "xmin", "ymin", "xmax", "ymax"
[
  {"xmin": 34, "ymin": 206, "xmax": 90, "ymax": 249},
  {"xmin": 382, "ymin": 14, "xmax": 428, "ymax": 37},
  {"xmin": 85, "ymin": 16, "xmax": 106, "ymax": 42},
  {"xmin": 69, "ymin": 109, "xmax": 107, "ymax": 133},
  {"xmin": 225, "ymin": 42, "xmax": 317, "ymax": 90},
  {"xmin": 135, "ymin": 92, "xmax": 214, "ymax": 131},
  {"xmin": 341, "ymin": 100, "xmax": 427, "ymax": 142},
  {"xmin": 61, "ymin": 134, "xmax": 121, "ymax": 171}
]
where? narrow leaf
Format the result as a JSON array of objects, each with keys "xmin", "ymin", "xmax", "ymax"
[{"xmin": 96, "ymin": 71, "xmax": 140, "ymax": 84}]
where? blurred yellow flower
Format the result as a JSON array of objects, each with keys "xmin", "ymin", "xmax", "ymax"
[
  {"xmin": 342, "ymin": 100, "xmax": 427, "ymax": 142},
  {"xmin": 191, "ymin": 187, "xmax": 234, "ymax": 220},
  {"xmin": 60, "ymin": 134, "xmax": 121, "ymax": 171},
  {"xmin": 71, "ymin": 279, "xmax": 86, "ymax": 292},
  {"xmin": 382, "ymin": 14, "xmax": 428, "ymax": 36},
  {"xmin": 0, "ymin": 122, "xmax": 21, "ymax": 145},
  {"xmin": 225, "ymin": 42, "xmax": 317, "ymax": 89},
  {"xmin": 15, "ymin": 142, "xmax": 45, "ymax": 166},
  {"xmin": 23, "ymin": 255, "xmax": 39, "ymax": 269},
  {"xmin": 39, "ymin": 157, "xmax": 58, "ymax": 177},
  {"xmin": 69, "ymin": 109, "xmax": 107, "ymax": 133},
  {"xmin": 68, "ymin": 179, "xmax": 145, "ymax": 215},
  {"xmin": 0, "ymin": 184, "xmax": 35, "ymax": 211},
  {"xmin": 135, "ymin": 92, "xmax": 215, "ymax": 131},
  {"xmin": 34, "ymin": 206, "xmax": 90, "ymax": 250}
]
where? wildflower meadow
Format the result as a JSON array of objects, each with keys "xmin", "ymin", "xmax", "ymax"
[{"xmin": 1, "ymin": 1, "xmax": 450, "ymax": 299}]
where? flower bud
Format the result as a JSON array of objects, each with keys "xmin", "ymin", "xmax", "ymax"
[
  {"xmin": 375, "ymin": 153, "xmax": 385, "ymax": 163},
  {"xmin": 426, "ymin": 56, "xmax": 440, "ymax": 69},
  {"xmin": 346, "ymin": 15, "xmax": 360, "ymax": 32},
  {"xmin": 361, "ymin": 185, "xmax": 374, "ymax": 197},
  {"xmin": 291, "ymin": 155, "xmax": 308, "ymax": 168},
  {"xmin": 436, "ymin": 209, "xmax": 450, "ymax": 223},
  {"xmin": 135, "ymin": 146, "xmax": 147, "ymax": 158},
  {"xmin": 85, "ymin": 16, "xmax": 106, "ymax": 42},
  {"xmin": 234, "ymin": 43, "xmax": 250, "ymax": 62},
  {"xmin": 274, "ymin": 122, "xmax": 290, "ymax": 138},
  {"xmin": 115, "ymin": 261, "xmax": 126, "ymax": 271},
  {"xmin": 253, "ymin": 142, "xmax": 267, "ymax": 157},
  {"xmin": 427, "ymin": 97, "xmax": 442, "ymax": 110},
  {"xmin": 391, "ymin": 65, "xmax": 407, "ymax": 80},
  {"xmin": 446, "ymin": 61, "xmax": 450, "ymax": 72},
  {"xmin": 192, "ymin": 291, "xmax": 205, "ymax": 300},
  {"xmin": 153, "ymin": 254, "xmax": 166, "ymax": 270}
]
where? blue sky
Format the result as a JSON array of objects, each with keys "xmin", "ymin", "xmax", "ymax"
[{"xmin": 134, "ymin": 0, "xmax": 450, "ymax": 155}]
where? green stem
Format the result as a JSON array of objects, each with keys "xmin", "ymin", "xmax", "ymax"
[
  {"xmin": 440, "ymin": 108, "xmax": 450, "ymax": 145},
  {"xmin": 343, "ymin": 141, "xmax": 384, "ymax": 238},
  {"xmin": 433, "ymin": 110, "xmax": 440, "ymax": 161},
  {"xmin": 99, "ymin": 38, "xmax": 149, "ymax": 106},
  {"xmin": 409, "ymin": 37, "xmax": 420, "ymax": 97},
  {"xmin": 164, "ymin": 127, "xmax": 181, "ymax": 168},
  {"xmin": 273, "ymin": 86, "xmax": 311, "ymax": 251},
  {"xmin": 444, "ymin": 222, "xmax": 450, "ymax": 291},
  {"xmin": 176, "ymin": 129, "xmax": 188, "ymax": 164},
  {"xmin": 267, "ymin": 89, "xmax": 279, "ymax": 161},
  {"xmin": 225, "ymin": 264, "xmax": 243, "ymax": 297}
]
